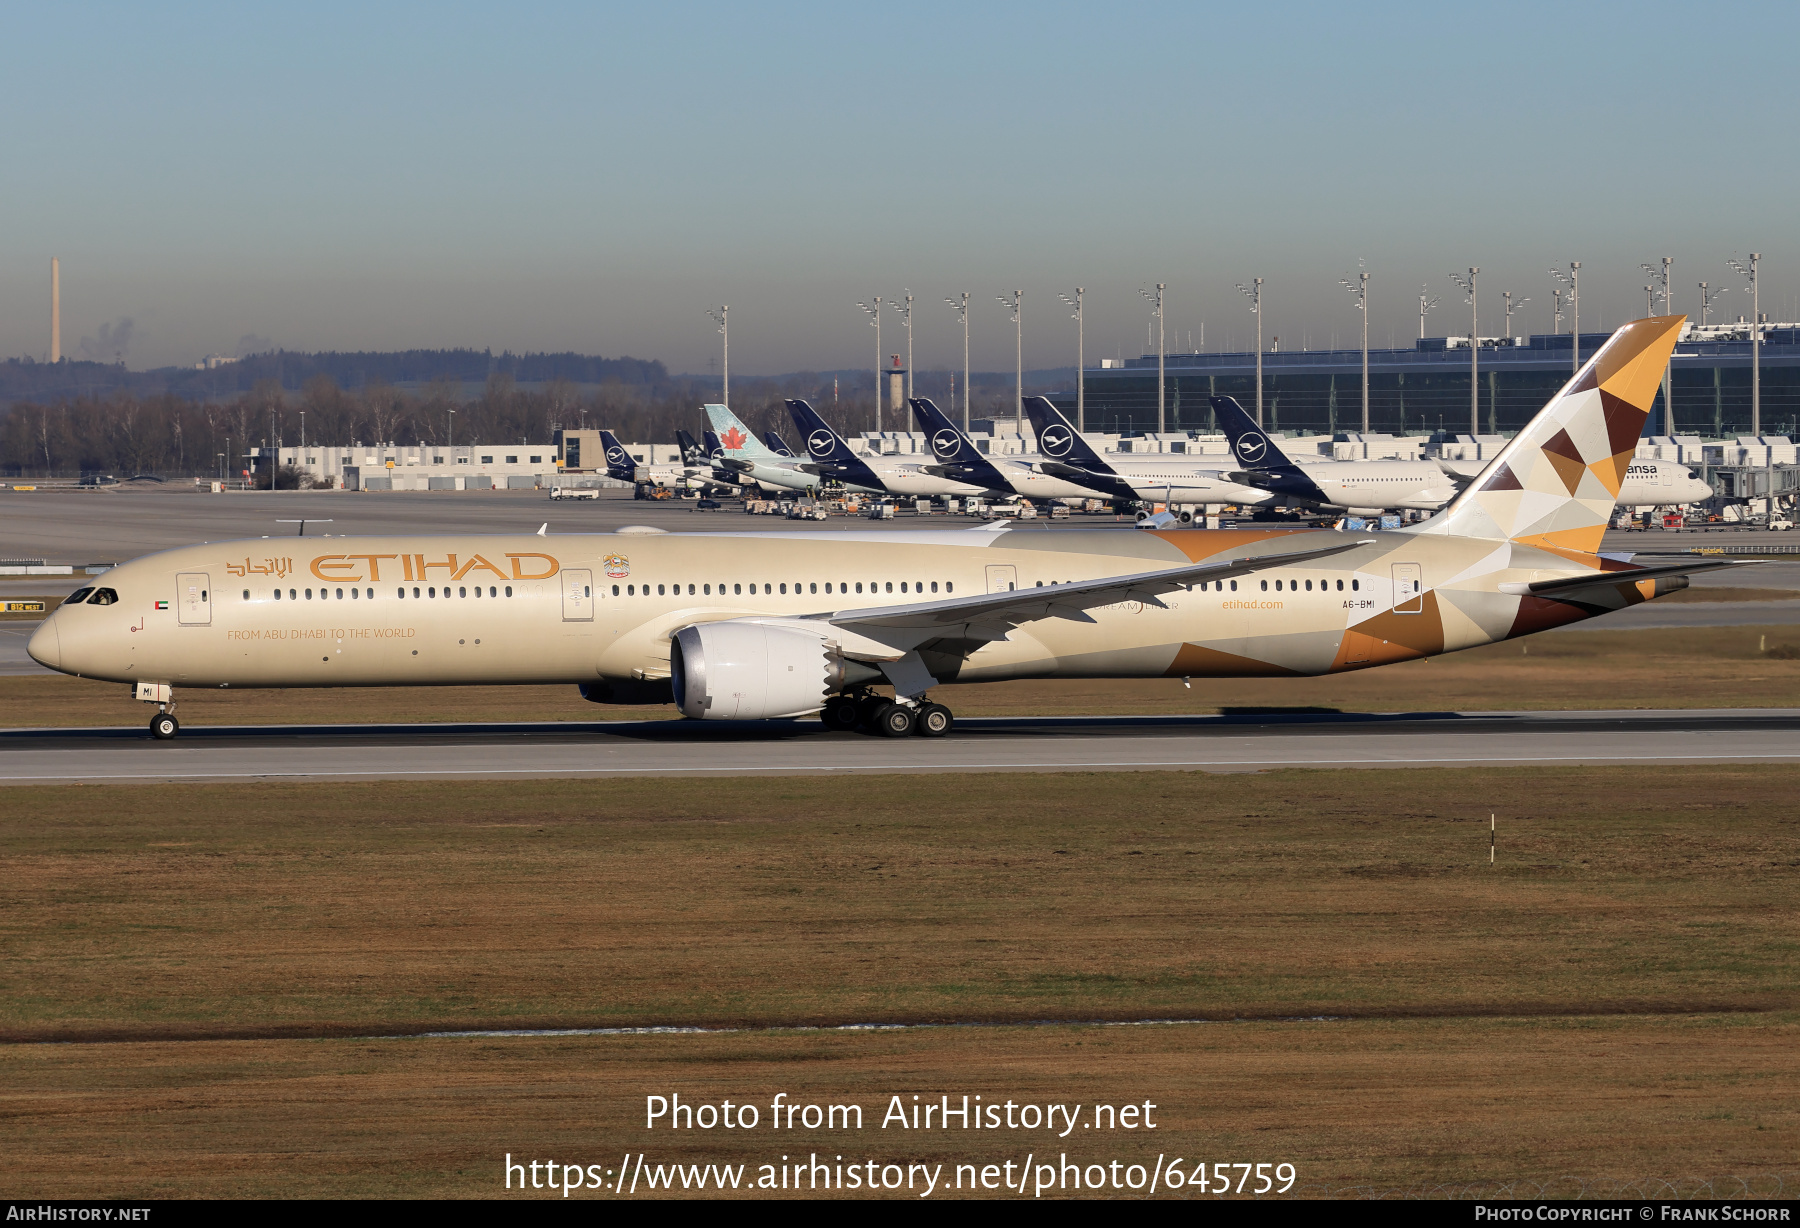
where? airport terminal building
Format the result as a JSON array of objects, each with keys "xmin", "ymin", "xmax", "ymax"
[{"xmin": 1057, "ymin": 326, "xmax": 1800, "ymax": 439}]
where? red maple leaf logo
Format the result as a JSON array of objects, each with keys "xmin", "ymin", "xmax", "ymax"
[{"xmin": 721, "ymin": 427, "xmax": 747, "ymax": 451}]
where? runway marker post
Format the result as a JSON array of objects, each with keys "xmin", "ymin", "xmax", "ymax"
[{"xmin": 1490, "ymin": 813, "xmax": 1496, "ymax": 865}]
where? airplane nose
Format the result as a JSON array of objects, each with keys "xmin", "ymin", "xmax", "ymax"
[{"xmin": 27, "ymin": 617, "xmax": 59, "ymax": 670}]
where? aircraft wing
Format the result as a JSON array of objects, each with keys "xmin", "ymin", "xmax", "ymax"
[
  {"xmin": 1033, "ymin": 461, "xmax": 1138, "ymax": 499},
  {"xmin": 819, "ymin": 536, "xmax": 1374, "ymax": 643}
]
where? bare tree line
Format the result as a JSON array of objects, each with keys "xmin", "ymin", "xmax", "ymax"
[{"xmin": 0, "ymin": 366, "xmax": 1055, "ymax": 478}]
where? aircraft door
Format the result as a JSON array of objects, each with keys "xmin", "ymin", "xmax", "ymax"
[
  {"xmin": 1392, "ymin": 563, "xmax": 1424, "ymax": 614},
  {"xmin": 561, "ymin": 569, "xmax": 594, "ymax": 622},
  {"xmin": 985, "ymin": 564, "xmax": 1017, "ymax": 593},
  {"xmin": 177, "ymin": 572, "xmax": 211, "ymax": 625}
]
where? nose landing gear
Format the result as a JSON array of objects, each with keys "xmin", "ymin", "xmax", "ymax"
[{"xmin": 149, "ymin": 711, "xmax": 179, "ymax": 740}]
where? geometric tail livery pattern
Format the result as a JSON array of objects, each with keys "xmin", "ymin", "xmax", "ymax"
[{"xmin": 1412, "ymin": 314, "xmax": 1686, "ymax": 556}]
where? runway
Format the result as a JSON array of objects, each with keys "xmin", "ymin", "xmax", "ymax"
[{"xmin": 5, "ymin": 708, "xmax": 1798, "ymax": 783}]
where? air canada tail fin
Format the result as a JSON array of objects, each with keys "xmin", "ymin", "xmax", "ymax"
[
  {"xmin": 703, "ymin": 404, "xmax": 779, "ymax": 461},
  {"xmin": 597, "ymin": 430, "xmax": 637, "ymax": 482},
  {"xmin": 1413, "ymin": 315, "xmax": 1686, "ymax": 555}
]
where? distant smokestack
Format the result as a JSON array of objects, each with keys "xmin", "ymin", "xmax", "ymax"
[
  {"xmin": 50, "ymin": 258, "xmax": 60, "ymax": 364},
  {"xmin": 888, "ymin": 353, "xmax": 905, "ymax": 419}
]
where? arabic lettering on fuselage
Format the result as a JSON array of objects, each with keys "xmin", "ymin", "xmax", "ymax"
[{"xmin": 225, "ymin": 557, "xmax": 294, "ymax": 579}]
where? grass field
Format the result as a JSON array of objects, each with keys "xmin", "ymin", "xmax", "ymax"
[
  {"xmin": 7, "ymin": 623, "xmax": 1800, "ymax": 729},
  {"xmin": 3, "ymin": 768, "xmax": 1797, "ymax": 1196}
]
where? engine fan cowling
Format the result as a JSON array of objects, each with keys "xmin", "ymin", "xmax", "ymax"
[{"xmin": 671, "ymin": 622, "xmax": 859, "ymax": 720}]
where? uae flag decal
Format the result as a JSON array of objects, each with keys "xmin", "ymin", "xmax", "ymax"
[{"xmin": 155, "ymin": 600, "xmax": 170, "ymax": 610}]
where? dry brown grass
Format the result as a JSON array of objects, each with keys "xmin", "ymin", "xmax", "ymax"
[
  {"xmin": 8, "ymin": 624, "xmax": 1800, "ymax": 728},
  {"xmin": 5, "ymin": 768, "xmax": 1796, "ymax": 1040},
  {"xmin": 2, "ymin": 767, "xmax": 1797, "ymax": 1197},
  {"xmin": 6, "ymin": 1016, "xmax": 1796, "ymax": 1199}
]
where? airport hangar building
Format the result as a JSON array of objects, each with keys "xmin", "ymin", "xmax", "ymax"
[{"xmin": 1056, "ymin": 327, "xmax": 1800, "ymax": 441}]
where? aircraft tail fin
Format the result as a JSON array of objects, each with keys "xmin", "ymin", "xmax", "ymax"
[
  {"xmin": 1209, "ymin": 396, "xmax": 1302, "ymax": 473},
  {"xmin": 1021, "ymin": 396, "xmax": 1114, "ymax": 473},
  {"xmin": 703, "ymin": 404, "xmax": 779, "ymax": 460},
  {"xmin": 1413, "ymin": 315, "xmax": 1686, "ymax": 554},
  {"xmin": 597, "ymin": 430, "xmax": 637, "ymax": 482},
  {"xmin": 764, "ymin": 430, "xmax": 796, "ymax": 458}
]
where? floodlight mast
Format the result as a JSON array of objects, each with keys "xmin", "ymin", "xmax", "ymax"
[
  {"xmin": 888, "ymin": 292, "xmax": 914, "ymax": 402},
  {"xmin": 706, "ymin": 305, "xmax": 729, "ymax": 408},
  {"xmin": 998, "ymin": 290, "xmax": 1022, "ymax": 424},
  {"xmin": 857, "ymin": 298, "xmax": 882, "ymax": 431},
  {"xmin": 1060, "ymin": 288, "xmax": 1085, "ymax": 431},
  {"xmin": 1503, "ymin": 291, "xmax": 1529, "ymax": 343},
  {"xmin": 1341, "ymin": 268, "xmax": 1370, "ymax": 433},
  {"xmin": 1450, "ymin": 267, "xmax": 1479, "ymax": 434},
  {"xmin": 1235, "ymin": 278, "xmax": 1264, "ymax": 425},
  {"xmin": 1418, "ymin": 286, "xmax": 1440, "ymax": 339},
  {"xmin": 1728, "ymin": 253, "xmax": 1761, "ymax": 434},
  {"xmin": 1550, "ymin": 264, "xmax": 1580, "ymax": 372},
  {"xmin": 1139, "ymin": 284, "xmax": 1165, "ymax": 432},
  {"xmin": 945, "ymin": 292, "xmax": 970, "ymax": 431},
  {"xmin": 1697, "ymin": 281, "xmax": 1727, "ymax": 327}
]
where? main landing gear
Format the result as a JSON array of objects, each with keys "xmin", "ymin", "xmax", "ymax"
[{"xmin": 823, "ymin": 691, "xmax": 955, "ymax": 738}]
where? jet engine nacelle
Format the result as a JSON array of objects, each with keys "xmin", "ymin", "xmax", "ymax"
[{"xmin": 671, "ymin": 621, "xmax": 874, "ymax": 720}]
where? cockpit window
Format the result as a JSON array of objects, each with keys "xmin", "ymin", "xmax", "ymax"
[
  {"xmin": 65, "ymin": 588, "xmax": 94, "ymax": 604},
  {"xmin": 86, "ymin": 588, "xmax": 119, "ymax": 606}
]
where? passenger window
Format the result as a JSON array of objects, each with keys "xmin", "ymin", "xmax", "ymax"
[
  {"xmin": 243, "ymin": 590, "xmax": 250, "ymax": 601},
  {"xmin": 734, "ymin": 584, "xmax": 741, "ymax": 595},
  {"xmin": 352, "ymin": 587, "xmax": 360, "ymax": 599},
  {"xmin": 428, "ymin": 587, "xmax": 436, "ymax": 598},
  {"xmin": 764, "ymin": 584, "xmax": 772, "ymax": 594},
  {"xmin": 930, "ymin": 582, "xmax": 938, "ymax": 593},
  {"xmin": 289, "ymin": 589, "xmax": 297, "ymax": 600},
  {"xmin": 1230, "ymin": 580, "xmax": 1237, "ymax": 591},
  {"xmin": 657, "ymin": 584, "xmax": 665, "ymax": 596},
  {"xmin": 413, "ymin": 587, "xmax": 420, "ymax": 598},
  {"xmin": 337, "ymin": 588, "xmax": 344, "ymax": 599},
  {"xmin": 687, "ymin": 584, "xmax": 695, "ymax": 595},
  {"xmin": 305, "ymin": 588, "xmax": 313, "ymax": 600},
  {"xmin": 613, "ymin": 585, "xmax": 620, "ymax": 596},
  {"xmin": 273, "ymin": 589, "xmax": 281, "ymax": 601},
  {"xmin": 1335, "ymin": 579, "xmax": 1343, "ymax": 591},
  {"xmin": 825, "ymin": 583, "xmax": 832, "ymax": 593},
  {"xmin": 901, "ymin": 582, "xmax": 908, "ymax": 593},
  {"xmin": 1305, "ymin": 580, "xmax": 1312, "ymax": 591},
  {"xmin": 1260, "ymin": 580, "xmax": 1267, "ymax": 591},
  {"xmin": 703, "ymin": 584, "xmax": 710, "ymax": 595},
  {"xmin": 628, "ymin": 585, "xmax": 635, "ymax": 595},
  {"xmin": 855, "ymin": 582, "xmax": 863, "ymax": 593},
  {"xmin": 810, "ymin": 582, "xmax": 817, "ymax": 594},
  {"xmin": 885, "ymin": 582, "xmax": 892, "ymax": 593},
  {"xmin": 1352, "ymin": 580, "xmax": 1360, "ymax": 591},
  {"xmin": 946, "ymin": 582, "xmax": 953, "ymax": 593},
  {"xmin": 780, "ymin": 583, "xmax": 787, "ymax": 594}
]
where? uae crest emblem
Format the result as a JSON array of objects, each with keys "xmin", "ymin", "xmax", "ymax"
[{"xmin": 603, "ymin": 554, "xmax": 631, "ymax": 578}]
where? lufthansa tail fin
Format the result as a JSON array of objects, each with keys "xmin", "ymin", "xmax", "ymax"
[
  {"xmin": 764, "ymin": 430, "xmax": 796, "ymax": 458},
  {"xmin": 785, "ymin": 399, "xmax": 885, "ymax": 490},
  {"xmin": 1021, "ymin": 396, "xmax": 1114, "ymax": 473},
  {"xmin": 908, "ymin": 398, "xmax": 1010, "ymax": 489},
  {"xmin": 1413, "ymin": 315, "xmax": 1686, "ymax": 554},
  {"xmin": 596, "ymin": 431, "xmax": 638, "ymax": 482},
  {"xmin": 1209, "ymin": 396, "xmax": 1303, "ymax": 473}
]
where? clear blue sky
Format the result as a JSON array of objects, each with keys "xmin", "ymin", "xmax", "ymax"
[{"xmin": 2, "ymin": 1, "xmax": 1795, "ymax": 373}]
